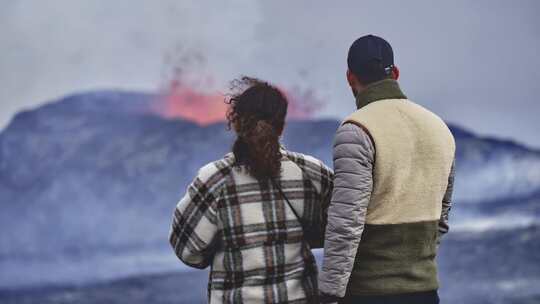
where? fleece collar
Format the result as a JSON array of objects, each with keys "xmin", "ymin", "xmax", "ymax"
[{"xmin": 355, "ymin": 79, "xmax": 407, "ymax": 109}]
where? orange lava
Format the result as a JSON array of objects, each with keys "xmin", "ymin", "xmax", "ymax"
[
  {"xmin": 153, "ymin": 79, "xmax": 320, "ymax": 125},
  {"xmin": 156, "ymin": 79, "xmax": 228, "ymax": 125}
]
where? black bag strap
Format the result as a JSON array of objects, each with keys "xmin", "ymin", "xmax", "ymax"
[{"xmin": 270, "ymin": 179, "xmax": 306, "ymax": 230}]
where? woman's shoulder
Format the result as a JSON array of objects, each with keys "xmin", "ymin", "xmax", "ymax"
[
  {"xmin": 195, "ymin": 153, "xmax": 236, "ymax": 187},
  {"xmin": 281, "ymin": 149, "xmax": 329, "ymax": 169},
  {"xmin": 281, "ymin": 149, "xmax": 332, "ymax": 176},
  {"xmin": 281, "ymin": 149, "xmax": 333, "ymax": 195}
]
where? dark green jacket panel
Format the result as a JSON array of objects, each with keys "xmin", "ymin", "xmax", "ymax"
[{"xmin": 348, "ymin": 221, "xmax": 439, "ymax": 295}]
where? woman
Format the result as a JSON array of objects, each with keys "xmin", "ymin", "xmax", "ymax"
[{"xmin": 169, "ymin": 77, "xmax": 333, "ymax": 303}]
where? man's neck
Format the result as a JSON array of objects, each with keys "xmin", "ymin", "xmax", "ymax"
[{"xmin": 355, "ymin": 79, "xmax": 407, "ymax": 109}]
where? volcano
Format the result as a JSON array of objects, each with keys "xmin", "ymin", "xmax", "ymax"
[{"xmin": 0, "ymin": 90, "xmax": 539, "ymax": 303}]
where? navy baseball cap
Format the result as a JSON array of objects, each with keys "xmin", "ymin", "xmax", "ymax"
[{"xmin": 347, "ymin": 35, "xmax": 394, "ymax": 83}]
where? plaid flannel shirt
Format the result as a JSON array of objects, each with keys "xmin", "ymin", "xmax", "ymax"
[{"xmin": 169, "ymin": 149, "xmax": 333, "ymax": 304}]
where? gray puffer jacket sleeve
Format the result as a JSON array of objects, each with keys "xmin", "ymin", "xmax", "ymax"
[
  {"xmin": 319, "ymin": 122, "xmax": 375, "ymax": 298},
  {"xmin": 438, "ymin": 158, "xmax": 455, "ymax": 241}
]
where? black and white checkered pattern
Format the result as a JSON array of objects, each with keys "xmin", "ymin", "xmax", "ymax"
[{"xmin": 169, "ymin": 149, "xmax": 333, "ymax": 303}]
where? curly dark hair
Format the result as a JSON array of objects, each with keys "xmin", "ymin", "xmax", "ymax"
[{"xmin": 226, "ymin": 77, "xmax": 288, "ymax": 180}]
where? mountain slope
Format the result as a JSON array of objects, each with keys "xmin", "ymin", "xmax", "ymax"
[{"xmin": 0, "ymin": 90, "xmax": 539, "ymax": 289}]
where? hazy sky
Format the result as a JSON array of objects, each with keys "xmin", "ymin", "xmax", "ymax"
[{"xmin": 1, "ymin": 0, "xmax": 539, "ymax": 148}]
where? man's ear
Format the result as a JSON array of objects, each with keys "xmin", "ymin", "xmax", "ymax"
[
  {"xmin": 391, "ymin": 66, "xmax": 400, "ymax": 80},
  {"xmin": 347, "ymin": 69, "xmax": 357, "ymax": 87}
]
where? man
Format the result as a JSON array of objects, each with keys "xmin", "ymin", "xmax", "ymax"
[{"xmin": 319, "ymin": 35, "xmax": 456, "ymax": 304}]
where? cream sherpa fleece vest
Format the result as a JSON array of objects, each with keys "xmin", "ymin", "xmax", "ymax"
[
  {"xmin": 345, "ymin": 98, "xmax": 455, "ymax": 224},
  {"xmin": 343, "ymin": 96, "xmax": 455, "ymax": 295}
]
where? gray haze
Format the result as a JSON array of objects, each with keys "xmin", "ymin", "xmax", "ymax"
[{"xmin": 1, "ymin": 0, "xmax": 539, "ymax": 148}]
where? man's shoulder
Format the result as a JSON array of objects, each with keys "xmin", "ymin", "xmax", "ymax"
[
  {"xmin": 336, "ymin": 121, "xmax": 366, "ymax": 133},
  {"xmin": 334, "ymin": 121, "xmax": 375, "ymax": 151}
]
